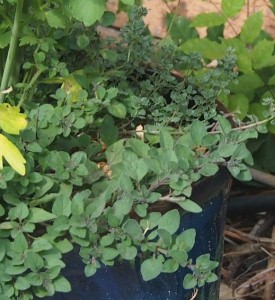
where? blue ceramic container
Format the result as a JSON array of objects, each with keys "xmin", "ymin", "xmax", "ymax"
[{"xmin": 43, "ymin": 169, "xmax": 231, "ymax": 300}]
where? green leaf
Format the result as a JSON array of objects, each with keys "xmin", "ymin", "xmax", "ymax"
[
  {"xmin": 120, "ymin": 0, "xmax": 134, "ymax": 4},
  {"xmin": 27, "ymin": 208, "xmax": 56, "ymax": 223},
  {"xmin": 53, "ymin": 276, "xmax": 71, "ymax": 293},
  {"xmin": 199, "ymin": 162, "xmax": 219, "ymax": 177},
  {"xmin": 177, "ymin": 199, "xmax": 202, "ymax": 213},
  {"xmin": 176, "ymin": 229, "xmax": 196, "ymax": 252},
  {"xmin": 114, "ymin": 196, "xmax": 133, "ymax": 218},
  {"xmin": 183, "ymin": 274, "xmax": 197, "ymax": 289},
  {"xmin": 217, "ymin": 115, "xmax": 232, "ymax": 135},
  {"xmin": 227, "ymin": 93, "xmax": 249, "ymax": 120},
  {"xmin": 240, "ymin": 12, "xmax": 263, "ymax": 44},
  {"xmin": 159, "ymin": 127, "xmax": 174, "ymax": 150},
  {"xmin": 233, "ymin": 143, "xmax": 250, "ymax": 160},
  {"xmin": 45, "ymin": 8, "xmax": 70, "ymax": 28},
  {"xmin": 13, "ymin": 232, "xmax": 28, "ymax": 252},
  {"xmin": 107, "ymin": 101, "xmax": 127, "ymax": 119},
  {"xmin": 162, "ymin": 259, "xmax": 179, "ymax": 273},
  {"xmin": 218, "ymin": 144, "xmax": 238, "ymax": 157},
  {"xmin": 190, "ymin": 120, "xmax": 207, "ymax": 145},
  {"xmin": 191, "ymin": 13, "xmax": 225, "ymax": 27},
  {"xmin": 100, "ymin": 234, "xmax": 115, "ymax": 247},
  {"xmin": 120, "ymin": 245, "xmax": 137, "ymax": 260},
  {"xmin": 72, "ymin": 190, "xmax": 90, "ymax": 215},
  {"xmin": 158, "ymin": 228, "xmax": 172, "ymax": 247},
  {"xmin": 14, "ymin": 276, "xmax": 31, "ymax": 290},
  {"xmin": 100, "ymin": 11, "xmax": 116, "ymax": 26},
  {"xmin": 86, "ymin": 196, "xmax": 106, "ymax": 219},
  {"xmin": 222, "ymin": 0, "xmax": 245, "ymax": 18},
  {"xmin": 166, "ymin": 14, "xmax": 198, "ymax": 44},
  {"xmin": 158, "ymin": 209, "xmax": 180, "ymax": 234},
  {"xmin": 102, "ymin": 247, "xmax": 119, "ymax": 261},
  {"xmin": 69, "ymin": 0, "xmax": 105, "ymax": 26},
  {"xmin": 170, "ymin": 249, "xmax": 188, "ymax": 266},
  {"xmin": 136, "ymin": 159, "xmax": 148, "ymax": 182},
  {"xmin": 25, "ymin": 252, "xmax": 44, "ymax": 272},
  {"xmin": 55, "ymin": 239, "xmax": 73, "ymax": 253},
  {"xmin": 8, "ymin": 202, "xmax": 29, "ymax": 221},
  {"xmin": 141, "ymin": 257, "xmax": 163, "ymax": 281},
  {"xmin": 118, "ymin": 173, "xmax": 134, "ymax": 193},
  {"xmin": 123, "ymin": 219, "xmax": 143, "ymax": 241},
  {"xmin": 100, "ymin": 115, "xmax": 119, "ymax": 146},
  {"xmin": 32, "ymin": 237, "xmax": 53, "ymax": 252},
  {"xmin": 128, "ymin": 138, "xmax": 150, "ymax": 158},
  {"xmin": 77, "ymin": 34, "xmax": 90, "ymax": 49},
  {"xmin": 252, "ymin": 40, "xmax": 275, "ymax": 69},
  {"xmin": 85, "ymin": 264, "xmax": 98, "ymax": 277},
  {"xmin": 180, "ymin": 38, "xmax": 225, "ymax": 60}
]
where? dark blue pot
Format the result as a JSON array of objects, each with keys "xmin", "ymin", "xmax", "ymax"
[{"xmin": 45, "ymin": 169, "xmax": 231, "ymax": 300}]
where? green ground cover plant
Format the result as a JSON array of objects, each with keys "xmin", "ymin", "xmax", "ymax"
[
  {"xmin": 0, "ymin": 1, "xmax": 275, "ymax": 299},
  {"xmin": 166, "ymin": 0, "xmax": 275, "ymax": 172}
]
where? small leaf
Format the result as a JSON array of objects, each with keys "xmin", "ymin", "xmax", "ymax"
[
  {"xmin": 45, "ymin": 8, "xmax": 70, "ymax": 28},
  {"xmin": 199, "ymin": 162, "xmax": 219, "ymax": 177},
  {"xmin": 170, "ymin": 249, "xmax": 188, "ymax": 266},
  {"xmin": 166, "ymin": 14, "xmax": 199, "ymax": 44},
  {"xmin": 191, "ymin": 13, "xmax": 225, "ymax": 28},
  {"xmin": 85, "ymin": 264, "xmax": 98, "ymax": 277},
  {"xmin": 123, "ymin": 219, "xmax": 143, "ymax": 241},
  {"xmin": 180, "ymin": 38, "xmax": 225, "ymax": 60},
  {"xmin": 240, "ymin": 12, "xmax": 263, "ymax": 44},
  {"xmin": 107, "ymin": 101, "xmax": 127, "ymax": 119},
  {"xmin": 69, "ymin": 0, "xmax": 105, "ymax": 26},
  {"xmin": 176, "ymin": 229, "xmax": 196, "ymax": 252},
  {"xmin": 128, "ymin": 138, "xmax": 150, "ymax": 158},
  {"xmin": 218, "ymin": 144, "xmax": 238, "ymax": 157},
  {"xmin": 190, "ymin": 120, "xmax": 207, "ymax": 145},
  {"xmin": 217, "ymin": 115, "xmax": 232, "ymax": 135},
  {"xmin": 13, "ymin": 232, "xmax": 28, "ymax": 252},
  {"xmin": 100, "ymin": 115, "xmax": 119, "ymax": 146},
  {"xmin": 177, "ymin": 199, "xmax": 202, "ymax": 213},
  {"xmin": 141, "ymin": 257, "xmax": 163, "ymax": 281},
  {"xmin": 27, "ymin": 208, "xmax": 56, "ymax": 223},
  {"xmin": 183, "ymin": 274, "xmax": 197, "ymax": 289},
  {"xmin": 32, "ymin": 237, "xmax": 53, "ymax": 252},
  {"xmin": 159, "ymin": 127, "xmax": 174, "ymax": 150},
  {"xmin": 53, "ymin": 276, "xmax": 71, "ymax": 293},
  {"xmin": 162, "ymin": 259, "xmax": 179, "ymax": 273},
  {"xmin": 222, "ymin": 0, "xmax": 245, "ymax": 18},
  {"xmin": 102, "ymin": 247, "xmax": 119, "ymax": 261},
  {"xmin": 158, "ymin": 209, "xmax": 180, "ymax": 234},
  {"xmin": 15, "ymin": 276, "xmax": 31, "ymax": 290}
]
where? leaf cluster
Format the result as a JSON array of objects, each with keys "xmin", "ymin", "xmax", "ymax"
[
  {"xmin": 0, "ymin": 3, "xmax": 274, "ymax": 299},
  {"xmin": 167, "ymin": 0, "xmax": 275, "ymax": 172}
]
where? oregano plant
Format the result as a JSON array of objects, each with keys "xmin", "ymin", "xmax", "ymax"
[{"xmin": 0, "ymin": 3, "xmax": 275, "ymax": 299}]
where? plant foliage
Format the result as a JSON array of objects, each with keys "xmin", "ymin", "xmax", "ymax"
[{"xmin": 0, "ymin": 2, "xmax": 274, "ymax": 299}]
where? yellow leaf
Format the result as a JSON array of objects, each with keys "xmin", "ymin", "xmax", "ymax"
[
  {"xmin": 0, "ymin": 103, "xmax": 27, "ymax": 134},
  {"xmin": 61, "ymin": 75, "xmax": 83, "ymax": 102},
  {"xmin": 0, "ymin": 134, "xmax": 26, "ymax": 175}
]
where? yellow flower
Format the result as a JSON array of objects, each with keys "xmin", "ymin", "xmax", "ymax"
[{"xmin": 0, "ymin": 134, "xmax": 26, "ymax": 175}]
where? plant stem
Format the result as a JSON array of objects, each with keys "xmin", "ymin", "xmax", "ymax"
[
  {"xmin": 0, "ymin": 0, "xmax": 24, "ymax": 103},
  {"xmin": 17, "ymin": 68, "xmax": 43, "ymax": 107}
]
